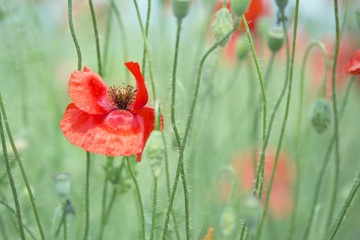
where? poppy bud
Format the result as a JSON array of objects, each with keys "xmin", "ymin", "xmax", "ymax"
[
  {"xmin": 241, "ymin": 195, "xmax": 261, "ymax": 234},
  {"xmin": 203, "ymin": 226, "xmax": 214, "ymax": 240},
  {"xmin": 144, "ymin": 131, "xmax": 164, "ymax": 177},
  {"xmin": 275, "ymin": 0, "xmax": 289, "ymax": 11},
  {"xmin": 172, "ymin": 0, "xmax": 190, "ymax": 20},
  {"xmin": 53, "ymin": 173, "xmax": 71, "ymax": 198},
  {"xmin": 231, "ymin": 0, "xmax": 251, "ymax": 17},
  {"xmin": 236, "ymin": 37, "xmax": 249, "ymax": 61},
  {"xmin": 220, "ymin": 206, "xmax": 236, "ymax": 236},
  {"xmin": 267, "ymin": 27, "xmax": 284, "ymax": 53},
  {"xmin": 310, "ymin": 98, "xmax": 332, "ymax": 134},
  {"xmin": 212, "ymin": 8, "xmax": 233, "ymax": 47}
]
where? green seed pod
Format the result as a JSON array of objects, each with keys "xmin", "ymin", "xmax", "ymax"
[
  {"xmin": 220, "ymin": 205, "xmax": 236, "ymax": 236},
  {"xmin": 52, "ymin": 173, "xmax": 71, "ymax": 198},
  {"xmin": 267, "ymin": 27, "xmax": 284, "ymax": 52},
  {"xmin": 212, "ymin": 8, "xmax": 233, "ymax": 47},
  {"xmin": 275, "ymin": 0, "xmax": 289, "ymax": 11},
  {"xmin": 231, "ymin": 0, "xmax": 251, "ymax": 17},
  {"xmin": 172, "ymin": 0, "xmax": 190, "ymax": 20},
  {"xmin": 236, "ymin": 37, "xmax": 249, "ymax": 61},
  {"xmin": 143, "ymin": 131, "xmax": 164, "ymax": 177},
  {"xmin": 311, "ymin": 98, "xmax": 332, "ymax": 134}
]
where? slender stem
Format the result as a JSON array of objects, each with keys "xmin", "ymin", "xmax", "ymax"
[
  {"xmin": 162, "ymin": 133, "xmax": 181, "ymax": 240},
  {"xmin": 102, "ymin": 0, "xmax": 114, "ymax": 77},
  {"xmin": 132, "ymin": 0, "xmax": 156, "ymax": 99},
  {"xmin": 239, "ymin": 223, "xmax": 247, "ymax": 240},
  {"xmin": 161, "ymin": 24, "xmax": 238, "ymax": 240},
  {"xmin": 150, "ymin": 177, "xmax": 158, "ymax": 240},
  {"xmin": 326, "ymin": 0, "xmax": 341, "ymax": 230},
  {"xmin": 88, "ymin": 0, "xmax": 102, "ymax": 76},
  {"xmin": 0, "ymin": 111, "xmax": 26, "ymax": 240},
  {"xmin": 303, "ymin": 76, "xmax": 355, "ymax": 239},
  {"xmin": 264, "ymin": 52, "xmax": 276, "ymax": 87},
  {"xmin": 142, "ymin": 0, "xmax": 152, "ymax": 73},
  {"xmin": 103, "ymin": 189, "xmax": 117, "ymax": 224},
  {"xmin": 327, "ymin": 170, "xmax": 360, "ymax": 240},
  {"xmin": 98, "ymin": 178, "xmax": 108, "ymax": 240},
  {"xmin": 0, "ymin": 94, "xmax": 45, "ymax": 239},
  {"xmin": 241, "ymin": 15, "xmax": 267, "ymax": 145},
  {"xmin": 0, "ymin": 213, "xmax": 8, "ymax": 240},
  {"xmin": 63, "ymin": 212, "xmax": 67, "ymax": 240},
  {"xmin": 68, "ymin": 0, "xmax": 82, "ymax": 71},
  {"xmin": 288, "ymin": 40, "xmax": 328, "ymax": 240},
  {"xmin": 256, "ymin": 2, "xmax": 300, "ymax": 238},
  {"xmin": 83, "ymin": 153, "xmax": 91, "ymax": 240},
  {"xmin": 126, "ymin": 157, "xmax": 145, "ymax": 240}
]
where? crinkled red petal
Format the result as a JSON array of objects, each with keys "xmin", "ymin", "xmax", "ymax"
[
  {"xmin": 69, "ymin": 67, "xmax": 113, "ymax": 114},
  {"xmin": 125, "ymin": 62, "xmax": 148, "ymax": 110},
  {"xmin": 59, "ymin": 104, "xmax": 144, "ymax": 156}
]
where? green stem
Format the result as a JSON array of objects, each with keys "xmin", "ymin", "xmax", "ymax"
[
  {"xmin": 150, "ymin": 177, "xmax": 158, "ymax": 240},
  {"xmin": 142, "ymin": 0, "xmax": 152, "ymax": 73},
  {"xmin": 0, "ymin": 94, "xmax": 45, "ymax": 239},
  {"xmin": 241, "ymin": 15, "xmax": 267, "ymax": 145},
  {"xmin": 239, "ymin": 223, "xmax": 247, "ymax": 240},
  {"xmin": 98, "ymin": 178, "xmax": 108, "ymax": 240},
  {"xmin": 103, "ymin": 189, "xmax": 117, "ymax": 224},
  {"xmin": 288, "ymin": 40, "xmax": 328, "ymax": 240},
  {"xmin": 326, "ymin": 0, "xmax": 341, "ymax": 230},
  {"xmin": 68, "ymin": 0, "xmax": 82, "ymax": 71},
  {"xmin": 256, "ymin": 2, "xmax": 300, "ymax": 238},
  {"xmin": 63, "ymin": 212, "xmax": 67, "ymax": 240},
  {"xmin": 88, "ymin": 0, "xmax": 102, "ymax": 76},
  {"xmin": 264, "ymin": 52, "xmax": 276, "ymax": 87},
  {"xmin": 161, "ymin": 24, "xmax": 238, "ymax": 240},
  {"xmin": 327, "ymin": 170, "xmax": 360, "ymax": 240},
  {"xmin": 102, "ymin": 0, "xmax": 114, "ymax": 77},
  {"xmin": 303, "ymin": 76, "xmax": 355, "ymax": 240},
  {"xmin": 0, "ymin": 213, "xmax": 8, "ymax": 240},
  {"xmin": 126, "ymin": 157, "xmax": 145, "ymax": 240},
  {"xmin": 0, "ymin": 111, "xmax": 26, "ymax": 240},
  {"xmin": 83, "ymin": 153, "xmax": 91, "ymax": 240},
  {"xmin": 132, "ymin": 0, "xmax": 156, "ymax": 99}
]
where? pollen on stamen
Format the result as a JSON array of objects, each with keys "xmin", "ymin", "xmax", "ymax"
[{"xmin": 108, "ymin": 85, "xmax": 137, "ymax": 109}]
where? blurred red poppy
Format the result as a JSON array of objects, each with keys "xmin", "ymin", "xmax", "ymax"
[
  {"xmin": 59, "ymin": 62, "xmax": 162, "ymax": 162},
  {"xmin": 343, "ymin": 50, "xmax": 360, "ymax": 75}
]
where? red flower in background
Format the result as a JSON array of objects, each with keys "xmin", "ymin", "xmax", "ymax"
[
  {"xmin": 343, "ymin": 50, "xmax": 360, "ymax": 75},
  {"xmin": 60, "ymin": 62, "xmax": 162, "ymax": 162},
  {"xmin": 232, "ymin": 150, "xmax": 293, "ymax": 218}
]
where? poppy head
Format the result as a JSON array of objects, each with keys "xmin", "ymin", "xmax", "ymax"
[
  {"xmin": 343, "ymin": 50, "xmax": 360, "ymax": 75},
  {"xmin": 59, "ymin": 62, "xmax": 163, "ymax": 162}
]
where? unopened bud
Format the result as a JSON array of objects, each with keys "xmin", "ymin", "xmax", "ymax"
[
  {"xmin": 311, "ymin": 98, "xmax": 332, "ymax": 134},
  {"xmin": 267, "ymin": 27, "xmax": 284, "ymax": 52},
  {"xmin": 220, "ymin": 206, "xmax": 236, "ymax": 236},
  {"xmin": 144, "ymin": 131, "xmax": 164, "ymax": 177},
  {"xmin": 172, "ymin": 0, "xmax": 190, "ymax": 20},
  {"xmin": 275, "ymin": 0, "xmax": 289, "ymax": 11},
  {"xmin": 53, "ymin": 173, "xmax": 71, "ymax": 198},
  {"xmin": 231, "ymin": 0, "xmax": 251, "ymax": 17},
  {"xmin": 212, "ymin": 8, "xmax": 233, "ymax": 47},
  {"xmin": 236, "ymin": 37, "xmax": 249, "ymax": 61}
]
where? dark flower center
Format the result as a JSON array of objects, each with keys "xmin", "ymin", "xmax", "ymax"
[{"xmin": 108, "ymin": 85, "xmax": 136, "ymax": 109}]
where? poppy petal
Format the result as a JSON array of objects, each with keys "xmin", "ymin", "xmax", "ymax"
[
  {"xmin": 344, "ymin": 50, "xmax": 360, "ymax": 75},
  {"xmin": 69, "ymin": 67, "xmax": 113, "ymax": 114},
  {"xmin": 125, "ymin": 62, "xmax": 148, "ymax": 110},
  {"xmin": 60, "ymin": 104, "xmax": 144, "ymax": 156}
]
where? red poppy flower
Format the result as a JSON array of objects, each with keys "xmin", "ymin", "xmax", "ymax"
[
  {"xmin": 59, "ymin": 62, "xmax": 162, "ymax": 162},
  {"xmin": 344, "ymin": 50, "xmax": 360, "ymax": 75}
]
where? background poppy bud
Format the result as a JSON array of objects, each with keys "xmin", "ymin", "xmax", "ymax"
[
  {"xmin": 236, "ymin": 37, "xmax": 249, "ymax": 61},
  {"xmin": 144, "ymin": 131, "xmax": 164, "ymax": 177},
  {"xmin": 220, "ymin": 205, "xmax": 236, "ymax": 236},
  {"xmin": 310, "ymin": 98, "xmax": 332, "ymax": 134},
  {"xmin": 53, "ymin": 173, "xmax": 71, "ymax": 198},
  {"xmin": 267, "ymin": 27, "xmax": 284, "ymax": 53},
  {"xmin": 231, "ymin": 0, "xmax": 251, "ymax": 17},
  {"xmin": 275, "ymin": 0, "xmax": 289, "ymax": 11},
  {"xmin": 172, "ymin": 0, "xmax": 190, "ymax": 20},
  {"xmin": 241, "ymin": 195, "xmax": 261, "ymax": 234},
  {"xmin": 212, "ymin": 8, "xmax": 233, "ymax": 47}
]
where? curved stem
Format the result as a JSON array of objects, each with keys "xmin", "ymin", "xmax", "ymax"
[
  {"xmin": 88, "ymin": 0, "xmax": 102, "ymax": 76},
  {"xmin": 126, "ymin": 157, "xmax": 145, "ymax": 240},
  {"xmin": 68, "ymin": 0, "xmax": 82, "ymax": 71},
  {"xmin": 150, "ymin": 177, "xmax": 158, "ymax": 240},
  {"xmin": 142, "ymin": 0, "xmax": 152, "ymax": 73},
  {"xmin": 83, "ymin": 153, "xmax": 91, "ymax": 240},
  {"xmin": 327, "ymin": 170, "xmax": 360, "ymax": 240},
  {"xmin": 0, "ymin": 111, "xmax": 26, "ymax": 240},
  {"xmin": 303, "ymin": 76, "xmax": 355, "ymax": 239},
  {"xmin": 256, "ymin": 2, "xmax": 300, "ymax": 238},
  {"xmin": 326, "ymin": 0, "xmax": 341, "ymax": 230},
  {"xmin": 288, "ymin": 40, "xmax": 328, "ymax": 240},
  {"xmin": 0, "ymin": 94, "xmax": 46, "ymax": 239},
  {"xmin": 161, "ymin": 24, "xmax": 238, "ymax": 240},
  {"xmin": 132, "ymin": 0, "xmax": 156, "ymax": 99}
]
